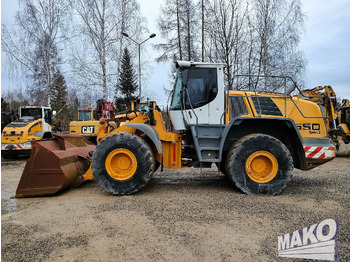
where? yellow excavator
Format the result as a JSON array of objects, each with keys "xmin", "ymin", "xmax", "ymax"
[
  {"xmin": 300, "ymin": 86, "xmax": 350, "ymax": 149},
  {"xmin": 1, "ymin": 105, "xmax": 53, "ymax": 159},
  {"xmin": 15, "ymin": 61, "xmax": 336, "ymax": 197},
  {"xmin": 69, "ymin": 100, "xmax": 115, "ymax": 143},
  {"xmin": 333, "ymin": 99, "xmax": 350, "ymax": 146},
  {"xmin": 69, "ymin": 99, "xmax": 151, "ymax": 143}
]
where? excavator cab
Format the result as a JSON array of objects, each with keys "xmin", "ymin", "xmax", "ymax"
[
  {"xmin": 336, "ymin": 106, "xmax": 350, "ymax": 144},
  {"xmin": 340, "ymin": 107, "xmax": 350, "ymax": 127},
  {"xmin": 78, "ymin": 109, "xmax": 95, "ymax": 121}
]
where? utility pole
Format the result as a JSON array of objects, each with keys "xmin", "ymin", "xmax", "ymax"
[{"xmin": 122, "ymin": 33, "xmax": 156, "ymax": 99}]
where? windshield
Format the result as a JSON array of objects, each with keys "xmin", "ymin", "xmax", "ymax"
[
  {"xmin": 140, "ymin": 103, "xmax": 149, "ymax": 111},
  {"xmin": 343, "ymin": 108, "xmax": 350, "ymax": 125},
  {"xmin": 20, "ymin": 108, "xmax": 42, "ymax": 118},
  {"xmin": 19, "ymin": 116, "xmax": 34, "ymax": 122},
  {"xmin": 7, "ymin": 122, "xmax": 31, "ymax": 127},
  {"xmin": 170, "ymin": 70, "xmax": 183, "ymax": 110},
  {"xmin": 170, "ymin": 68, "xmax": 218, "ymax": 110},
  {"xmin": 79, "ymin": 110, "xmax": 92, "ymax": 121}
]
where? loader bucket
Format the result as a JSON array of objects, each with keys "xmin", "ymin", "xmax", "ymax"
[{"xmin": 15, "ymin": 134, "xmax": 96, "ymax": 198}]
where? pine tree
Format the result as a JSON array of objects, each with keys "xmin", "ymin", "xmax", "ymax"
[
  {"xmin": 115, "ymin": 48, "xmax": 138, "ymax": 112},
  {"xmin": 50, "ymin": 72, "xmax": 70, "ymax": 130},
  {"xmin": 50, "ymin": 72, "xmax": 68, "ymax": 113}
]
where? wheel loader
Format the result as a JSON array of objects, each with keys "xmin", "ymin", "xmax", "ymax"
[
  {"xmin": 15, "ymin": 61, "xmax": 336, "ymax": 197},
  {"xmin": 1, "ymin": 105, "xmax": 53, "ymax": 159}
]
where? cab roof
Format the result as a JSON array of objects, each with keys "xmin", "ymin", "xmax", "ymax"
[{"xmin": 175, "ymin": 61, "xmax": 226, "ymax": 68}]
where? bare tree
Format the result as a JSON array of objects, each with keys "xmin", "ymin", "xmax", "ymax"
[
  {"xmin": 199, "ymin": 0, "xmax": 212, "ymax": 62},
  {"xmin": 1, "ymin": 0, "xmax": 69, "ymax": 104},
  {"xmin": 156, "ymin": 0, "xmax": 183, "ymax": 62},
  {"xmin": 68, "ymin": 0, "xmax": 146, "ymax": 100},
  {"xmin": 247, "ymin": 0, "xmax": 306, "ymax": 91},
  {"xmin": 156, "ymin": 0, "xmax": 198, "ymax": 62},
  {"xmin": 157, "ymin": 0, "xmax": 306, "ymax": 91},
  {"xmin": 207, "ymin": 0, "xmax": 248, "ymax": 89}
]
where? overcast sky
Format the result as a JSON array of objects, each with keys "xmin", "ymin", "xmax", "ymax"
[{"xmin": 1, "ymin": 0, "xmax": 350, "ymax": 104}]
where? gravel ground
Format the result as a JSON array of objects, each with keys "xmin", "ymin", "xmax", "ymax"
[{"xmin": 1, "ymin": 154, "xmax": 350, "ymax": 262}]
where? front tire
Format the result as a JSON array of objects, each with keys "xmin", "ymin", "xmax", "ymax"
[
  {"xmin": 225, "ymin": 134, "xmax": 293, "ymax": 196},
  {"xmin": 91, "ymin": 132, "xmax": 154, "ymax": 195}
]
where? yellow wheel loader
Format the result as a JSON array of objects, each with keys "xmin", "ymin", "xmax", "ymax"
[
  {"xmin": 15, "ymin": 61, "xmax": 336, "ymax": 197},
  {"xmin": 1, "ymin": 105, "xmax": 53, "ymax": 159}
]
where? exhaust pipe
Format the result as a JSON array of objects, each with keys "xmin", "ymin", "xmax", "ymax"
[{"xmin": 286, "ymin": 83, "xmax": 296, "ymax": 95}]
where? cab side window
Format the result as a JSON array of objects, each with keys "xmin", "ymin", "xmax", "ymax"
[
  {"xmin": 184, "ymin": 68, "xmax": 217, "ymax": 109},
  {"xmin": 44, "ymin": 109, "xmax": 52, "ymax": 125}
]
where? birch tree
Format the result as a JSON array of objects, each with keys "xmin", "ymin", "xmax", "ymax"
[
  {"xmin": 1, "ymin": 0, "xmax": 69, "ymax": 104},
  {"xmin": 248, "ymin": 0, "xmax": 306, "ymax": 91},
  {"xmin": 68, "ymin": 0, "xmax": 146, "ymax": 100}
]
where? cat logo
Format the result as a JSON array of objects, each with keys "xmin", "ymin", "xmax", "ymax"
[{"xmin": 81, "ymin": 126, "xmax": 95, "ymax": 134}]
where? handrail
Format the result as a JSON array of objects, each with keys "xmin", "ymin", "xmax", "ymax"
[
  {"xmin": 218, "ymin": 86, "xmax": 228, "ymax": 137},
  {"xmin": 231, "ymin": 74, "xmax": 329, "ymax": 121},
  {"xmin": 234, "ymin": 74, "xmax": 309, "ymax": 97},
  {"xmin": 181, "ymin": 88, "xmax": 199, "ymax": 136}
]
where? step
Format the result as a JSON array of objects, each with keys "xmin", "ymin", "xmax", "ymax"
[
  {"xmin": 197, "ymin": 135, "xmax": 221, "ymax": 139},
  {"xmin": 200, "ymin": 159, "xmax": 221, "ymax": 163},
  {"xmin": 200, "ymin": 146, "xmax": 220, "ymax": 151}
]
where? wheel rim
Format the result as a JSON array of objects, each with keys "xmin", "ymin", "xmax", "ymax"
[
  {"xmin": 245, "ymin": 151, "xmax": 278, "ymax": 183},
  {"xmin": 105, "ymin": 148, "xmax": 137, "ymax": 181}
]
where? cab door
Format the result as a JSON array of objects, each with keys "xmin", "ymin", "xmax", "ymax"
[{"xmin": 182, "ymin": 68, "xmax": 218, "ymax": 125}]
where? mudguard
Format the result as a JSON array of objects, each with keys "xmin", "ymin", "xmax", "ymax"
[{"xmin": 125, "ymin": 123, "xmax": 162, "ymax": 154}]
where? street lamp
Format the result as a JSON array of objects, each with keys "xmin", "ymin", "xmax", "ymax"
[{"xmin": 122, "ymin": 32, "xmax": 156, "ymax": 99}]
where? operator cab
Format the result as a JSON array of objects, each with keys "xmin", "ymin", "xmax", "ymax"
[
  {"xmin": 169, "ymin": 61, "xmax": 225, "ymax": 131},
  {"xmin": 340, "ymin": 107, "xmax": 350, "ymax": 129},
  {"xmin": 79, "ymin": 109, "xmax": 95, "ymax": 121},
  {"xmin": 19, "ymin": 106, "xmax": 52, "ymax": 132}
]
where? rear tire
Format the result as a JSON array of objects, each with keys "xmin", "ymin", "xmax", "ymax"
[
  {"xmin": 91, "ymin": 132, "xmax": 154, "ymax": 195},
  {"xmin": 225, "ymin": 134, "xmax": 293, "ymax": 196}
]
